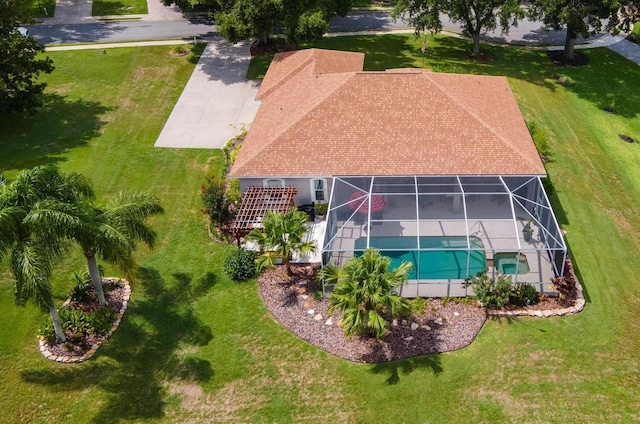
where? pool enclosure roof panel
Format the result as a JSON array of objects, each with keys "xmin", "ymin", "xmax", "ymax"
[{"xmin": 322, "ymin": 175, "xmax": 566, "ymax": 255}]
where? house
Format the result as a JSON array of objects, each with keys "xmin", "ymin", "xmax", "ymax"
[{"xmin": 229, "ymin": 48, "xmax": 566, "ymax": 297}]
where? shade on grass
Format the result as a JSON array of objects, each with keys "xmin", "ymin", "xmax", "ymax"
[{"xmin": 1, "ymin": 35, "xmax": 640, "ymax": 422}]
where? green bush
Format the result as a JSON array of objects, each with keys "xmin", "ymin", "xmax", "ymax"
[
  {"xmin": 200, "ymin": 175, "xmax": 230, "ymax": 227},
  {"xmin": 89, "ymin": 307, "xmax": 116, "ymax": 334},
  {"xmin": 463, "ymin": 272, "xmax": 514, "ymax": 308},
  {"xmin": 70, "ymin": 271, "xmax": 94, "ymax": 303},
  {"xmin": 510, "ymin": 283, "xmax": 540, "ymax": 306},
  {"xmin": 38, "ymin": 321, "xmax": 57, "ymax": 344},
  {"xmin": 408, "ymin": 297, "xmax": 429, "ymax": 315},
  {"xmin": 224, "ymin": 248, "xmax": 257, "ymax": 282},
  {"xmin": 527, "ymin": 120, "xmax": 551, "ymax": 161}
]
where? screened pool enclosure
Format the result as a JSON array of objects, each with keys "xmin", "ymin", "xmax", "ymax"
[{"xmin": 321, "ymin": 176, "xmax": 566, "ymax": 297}]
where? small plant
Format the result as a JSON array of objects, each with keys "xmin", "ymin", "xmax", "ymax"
[
  {"xmin": 551, "ymin": 275, "xmax": 576, "ymax": 299},
  {"xmin": 313, "ymin": 289, "xmax": 323, "ymax": 301},
  {"xmin": 170, "ymin": 45, "xmax": 189, "ymax": 55},
  {"xmin": 38, "ymin": 321, "xmax": 57, "ymax": 344},
  {"xmin": 408, "ymin": 297, "xmax": 429, "ymax": 315},
  {"xmin": 463, "ymin": 272, "xmax": 514, "ymax": 308},
  {"xmin": 314, "ymin": 202, "xmax": 328, "ymax": 217},
  {"xmin": 553, "ymin": 73, "xmax": 574, "ymax": 87},
  {"xmin": 522, "ymin": 221, "xmax": 534, "ymax": 242},
  {"xmin": 224, "ymin": 247, "xmax": 257, "ymax": 282},
  {"xmin": 86, "ymin": 307, "xmax": 117, "ymax": 335},
  {"xmin": 453, "ymin": 296, "xmax": 477, "ymax": 306},
  {"xmin": 441, "ymin": 296, "xmax": 453, "ymax": 306},
  {"xmin": 70, "ymin": 270, "xmax": 94, "ymax": 303},
  {"xmin": 510, "ymin": 283, "xmax": 540, "ymax": 306}
]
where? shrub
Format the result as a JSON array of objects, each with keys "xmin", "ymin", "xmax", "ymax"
[
  {"xmin": 38, "ymin": 321, "xmax": 57, "ymax": 344},
  {"xmin": 510, "ymin": 283, "xmax": 540, "ymax": 306},
  {"xmin": 527, "ymin": 120, "xmax": 551, "ymax": 161},
  {"xmin": 59, "ymin": 307, "xmax": 87, "ymax": 334},
  {"xmin": 70, "ymin": 271, "xmax": 94, "ymax": 303},
  {"xmin": 86, "ymin": 307, "xmax": 116, "ymax": 335},
  {"xmin": 313, "ymin": 289, "xmax": 323, "ymax": 301},
  {"xmin": 201, "ymin": 175, "xmax": 230, "ymax": 227},
  {"xmin": 463, "ymin": 272, "xmax": 514, "ymax": 308},
  {"xmin": 408, "ymin": 297, "xmax": 429, "ymax": 315},
  {"xmin": 224, "ymin": 248, "xmax": 257, "ymax": 282},
  {"xmin": 551, "ymin": 275, "xmax": 576, "ymax": 299}
]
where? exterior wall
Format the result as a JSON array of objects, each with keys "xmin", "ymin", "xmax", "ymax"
[{"xmin": 237, "ymin": 177, "xmax": 333, "ymax": 206}]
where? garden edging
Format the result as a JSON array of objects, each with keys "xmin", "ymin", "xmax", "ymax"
[{"xmin": 38, "ymin": 279, "xmax": 131, "ymax": 363}]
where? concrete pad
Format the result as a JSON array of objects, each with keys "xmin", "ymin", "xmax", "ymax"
[{"xmin": 154, "ymin": 39, "xmax": 261, "ymax": 149}]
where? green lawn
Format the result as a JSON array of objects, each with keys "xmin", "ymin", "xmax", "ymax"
[
  {"xmin": 1, "ymin": 35, "xmax": 640, "ymax": 423},
  {"xmin": 30, "ymin": 0, "xmax": 56, "ymax": 18},
  {"xmin": 92, "ymin": 0, "xmax": 148, "ymax": 16}
]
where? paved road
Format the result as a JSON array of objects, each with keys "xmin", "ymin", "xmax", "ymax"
[
  {"xmin": 29, "ymin": 9, "xmax": 609, "ymax": 47},
  {"xmin": 329, "ymin": 12, "xmax": 607, "ymax": 45},
  {"xmin": 28, "ymin": 19, "xmax": 215, "ymax": 45}
]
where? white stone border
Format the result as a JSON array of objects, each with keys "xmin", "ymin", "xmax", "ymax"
[{"xmin": 38, "ymin": 279, "xmax": 131, "ymax": 363}]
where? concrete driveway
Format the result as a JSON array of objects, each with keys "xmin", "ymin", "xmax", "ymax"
[{"xmin": 154, "ymin": 38, "xmax": 261, "ymax": 149}]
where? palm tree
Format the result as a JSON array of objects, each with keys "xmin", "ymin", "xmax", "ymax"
[
  {"xmin": 0, "ymin": 166, "xmax": 93, "ymax": 343},
  {"xmin": 319, "ymin": 249, "xmax": 412, "ymax": 340},
  {"xmin": 73, "ymin": 191, "xmax": 164, "ymax": 306},
  {"xmin": 245, "ymin": 209, "xmax": 316, "ymax": 276}
]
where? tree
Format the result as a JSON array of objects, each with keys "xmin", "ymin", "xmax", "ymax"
[
  {"xmin": 245, "ymin": 209, "xmax": 316, "ymax": 276},
  {"xmin": 0, "ymin": 0, "xmax": 54, "ymax": 113},
  {"xmin": 214, "ymin": 0, "xmax": 353, "ymax": 46},
  {"xmin": 0, "ymin": 166, "xmax": 94, "ymax": 343},
  {"xmin": 393, "ymin": 0, "xmax": 525, "ymax": 57},
  {"xmin": 319, "ymin": 249, "xmax": 412, "ymax": 340},
  {"xmin": 73, "ymin": 191, "xmax": 163, "ymax": 306},
  {"xmin": 528, "ymin": 0, "xmax": 620, "ymax": 62}
]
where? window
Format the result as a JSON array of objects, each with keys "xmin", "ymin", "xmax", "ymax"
[
  {"xmin": 311, "ymin": 178, "xmax": 327, "ymax": 203},
  {"xmin": 263, "ymin": 178, "xmax": 285, "ymax": 187}
]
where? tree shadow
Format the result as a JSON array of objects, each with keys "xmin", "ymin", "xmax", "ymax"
[
  {"xmin": 550, "ymin": 48, "xmax": 640, "ymax": 118},
  {"xmin": 368, "ymin": 354, "xmax": 443, "ymax": 385},
  {"xmin": 20, "ymin": 267, "xmax": 216, "ymax": 423},
  {"xmin": 0, "ymin": 93, "xmax": 111, "ymax": 173}
]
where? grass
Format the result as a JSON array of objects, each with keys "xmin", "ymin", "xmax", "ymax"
[
  {"xmin": 92, "ymin": 0, "xmax": 147, "ymax": 16},
  {"xmin": 30, "ymin": 0, "xmax": 56, "ymax": 18},
  {"xmin": 1, "ymin": 34, "xmax": 640, "ymax": 422}
]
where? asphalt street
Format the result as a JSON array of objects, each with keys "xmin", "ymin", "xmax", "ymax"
[{"xmin": 27, "ymin": 11, "xmax": 606, "ymax": 46}]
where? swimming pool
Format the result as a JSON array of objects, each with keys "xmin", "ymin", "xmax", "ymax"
[{"xmin": 354, "ymin": 236, "xmax": 486, "ymax": 280}]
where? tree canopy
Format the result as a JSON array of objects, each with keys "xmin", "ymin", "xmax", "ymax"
[
  {"xmin": 320, "ymin": 249, "xmax": 411, "ymax": 340},
  {"xmin": 529, "ymin": 0, "xmax": 621, "ymax": 61},
  {"xmin": 0, "ymin": 0, "xmax": 54, "ymax": 113},
  {"xmin": 393, "ymin": 0, "xmax": 525, "ymax": 57},
  {"xmin": 214, "ymin": 0, "xmax": 353, "ymax": 46},
  {"xmin": 245, "ymin": 209, "xmax": 315, "ymax": 276}
]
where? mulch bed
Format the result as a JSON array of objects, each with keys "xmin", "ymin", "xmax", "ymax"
[
  {"xmin": 547, "ymin": 50, "xmax": 590, "ymax": 66},
  {"xmin": 258, "ymin": 265, "xmax": 576, "ymax": 363},
  {"xmin": 42, "ymin": 279, "xmax": 127, "ymax": 358}
]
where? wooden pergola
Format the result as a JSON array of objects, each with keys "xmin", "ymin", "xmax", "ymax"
[{"xmin": 231, "ymin": 186, "xmax": 298, "ymax": 245}]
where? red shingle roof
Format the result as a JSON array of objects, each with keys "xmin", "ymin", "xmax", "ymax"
[{"xmin": 229, "ymin": 49, "xmax": 545, "ymax": 178}]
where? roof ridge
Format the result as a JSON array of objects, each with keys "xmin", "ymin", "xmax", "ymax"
[
  {"xmin": 422, "ymin": 73, "xmax": 542, "ymax": 171},
  {"xmin": 231, "ymin": 72, "xmax": 356, "ymax": 176},
  {"xmin": 257, "ymin": 50, "xmax": 316, "ymax": 100}
]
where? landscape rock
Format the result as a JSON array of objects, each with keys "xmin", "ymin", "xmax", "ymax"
[
  {"xmin": 411, "ymin": 323, "xmax": 419, "ymax": 331},
  {"xmin": 313, "ymin": 314, "xmax": 323, "ymax": 321}
]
